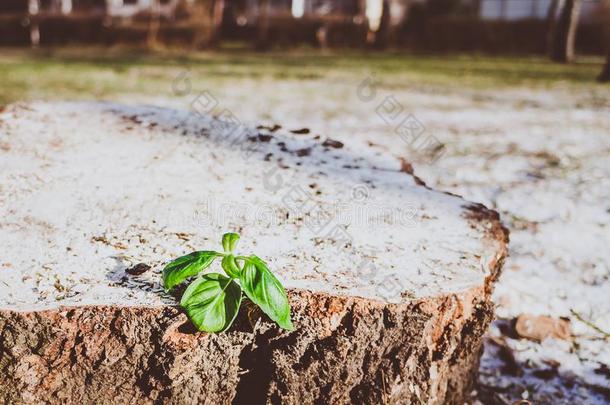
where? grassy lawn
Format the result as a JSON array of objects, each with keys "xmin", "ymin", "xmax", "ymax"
[{"xmin": 0, "ymin": 47, "xmax": 607, "ymax": 105}]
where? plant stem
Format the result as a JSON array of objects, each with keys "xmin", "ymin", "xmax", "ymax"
[{"xmin": 570, "ymin": 309, "xmax": 610, "ymax": 339}]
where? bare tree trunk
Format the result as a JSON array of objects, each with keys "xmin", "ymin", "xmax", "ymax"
[
  {"xmin": 316, "ymin": 24, "xmax": 329, "ymax": 49},
  {"xmin": 147, "ymin": 0, "xmax": 161, "ymax": 49},
  {"xmin": 373, "ymin": 0, "xmax": 390, "ymax": 49},
  {"xmin": 209, "ymin": 0, "xmax": 225, "ymax": 47},
  {"xmin": 357, "ymin": 0, "xmax": 367, "ymax": 47},
  {"xmin": 546, "ymin": 0, "xmax": 560, "ymax": 54},
  {"xmin": 551, "ymin": 0, "xmax": 583, "ymax": 63},
  {"xmin": 190, "ymin": 0, "xmax": 210, "ymax": 49},
  {"xmin": 256, "ymin": 0, "xmax": 270, "ymax": 50},
  {"xmin": 29, "ymin": 0, "xmax": 40, "ymax": 48}
]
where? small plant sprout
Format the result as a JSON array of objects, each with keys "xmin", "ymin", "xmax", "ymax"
[{"xmin": 162, "ymin": 232, "xmax": 293, "ymax": 333}]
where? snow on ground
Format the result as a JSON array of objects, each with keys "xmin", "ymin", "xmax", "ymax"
[{"xmin": 115, "ymin": 75, "xmax": 610, "ymax": 404}]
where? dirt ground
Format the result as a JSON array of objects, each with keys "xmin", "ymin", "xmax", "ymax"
[{"xmin": 1, "ymin": 50, "xmax": 609, "ymax": 404}]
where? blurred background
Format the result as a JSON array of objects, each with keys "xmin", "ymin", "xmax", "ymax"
[
  {"xmin": 1, "ymin": 0, "xmax": 609, "ymax": 404},
  {"xmin": 0, "ymin": 0, "xmax": 608, "ymax": 58}
]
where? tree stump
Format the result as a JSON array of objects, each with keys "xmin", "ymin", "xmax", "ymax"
[{"xmin": 0, "ymin": 102, "xmax": 508, "ymax": 404}]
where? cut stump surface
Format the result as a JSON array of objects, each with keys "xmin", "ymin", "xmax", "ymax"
[{"xmin": 0, "ymin": 102, "xmax": 508, "ymax": 404}]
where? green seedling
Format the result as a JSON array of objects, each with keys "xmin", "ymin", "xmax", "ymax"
[{"xmin": 162, "ymin": 233, "xmax": 293, "ymax": 333}]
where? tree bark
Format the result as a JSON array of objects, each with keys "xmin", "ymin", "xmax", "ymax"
[
  {"xmin": 551, "ymin": 0, "xmax": 583, "ymax": 63},
  {"xmin": 0, "ymin": 288, "xmax": 502, "ymax": 404}
]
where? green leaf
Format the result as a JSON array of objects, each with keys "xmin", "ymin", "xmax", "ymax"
[
  {"xmin": 162, "ymin": 251, "xmax": 221, "ymax": 291},
  {"xmin": 222, "ymin": 232, "xmax": 240, "ymax": 253},
  {"xmin": 240, "ymin": 255, "xmax": 293, "ymax": 330},
  {"xmin": 180, "ymin": 273, "xmax": 242, "ymax": 333},
  {"xmin": 221, "ymin": 254, "xmax": 242, "ymax": 278}
]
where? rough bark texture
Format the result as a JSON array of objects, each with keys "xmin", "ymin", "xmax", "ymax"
[{"xmin": 0, "ymin": 287, "xmax": 499, "ymax": 405}]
